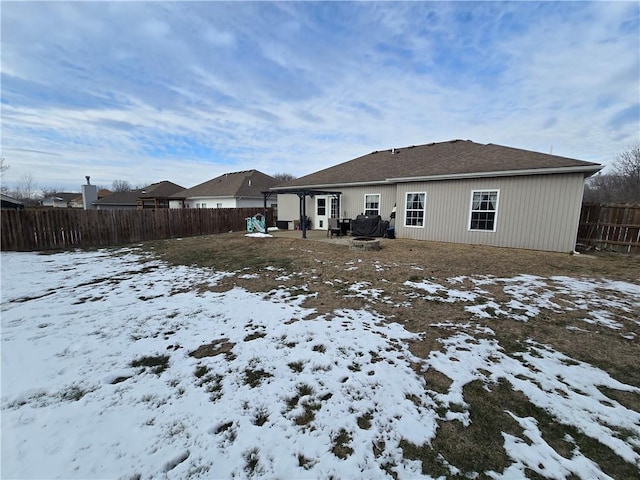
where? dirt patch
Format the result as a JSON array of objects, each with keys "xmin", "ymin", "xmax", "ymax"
[{"xmin": 189, "ymin": 339, "xmax": 236, "ymax": 359}]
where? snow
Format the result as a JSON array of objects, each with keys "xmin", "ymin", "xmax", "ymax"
[
  {"xmin": 245, "ymin": 233, "xmax": 273, "ymax": 238},
  {"xmin": 2, "ymin": 248, "xmax": 639, "ymax": 479}
]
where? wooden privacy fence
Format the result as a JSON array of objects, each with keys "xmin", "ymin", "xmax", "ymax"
[
  {"xmin": 1, "ymin": 207, "xmax": 273, "ymax": 252},
  {"xmin": 577, "ymin": 203, "xmax": 640, "ymax": 253}
]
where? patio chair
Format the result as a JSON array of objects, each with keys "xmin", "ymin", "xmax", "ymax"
[{"xmin": 327, "ymin": 218, "xmax": 341, "ymax": 238}]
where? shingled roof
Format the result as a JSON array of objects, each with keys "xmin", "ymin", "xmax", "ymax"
[
  {"xmin": 273, "ymin": 140, "xmax": 601, "ymax": 190},
  {"xmin": 138, "ymin": 181, "xmax": 185, "ymax": 198},
  {"xmin": 96, "ymin": 181, "xmax": 184, "ymax": 206},
  {"xmin": 171, "ymin": 170, "xmax": 278, "ymax": 199}
]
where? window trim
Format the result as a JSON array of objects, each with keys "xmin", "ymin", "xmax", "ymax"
[
  {"xmin": 468, "ymin": 189, "xmax": 499, "ymax": 232},
  {"xmin": 364, "ymin": 193, "xmax": 381, "ymax": 216},
  {"xmin": 404, "ymin": 191, "xmax": 426, "ymax": 228}
]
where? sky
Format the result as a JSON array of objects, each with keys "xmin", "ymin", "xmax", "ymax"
[
  {"xmin": 2, "ymin": 245, "xmax": 639, "ymax": 478},
  {"xmin": 1, "ymin": 1, "xmax": 639, "ymax": 193}
]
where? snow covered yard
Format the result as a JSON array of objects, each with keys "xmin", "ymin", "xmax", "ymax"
[{"xmin": 2, "ymin": 243, "xmax": 639, "ymax": 479}]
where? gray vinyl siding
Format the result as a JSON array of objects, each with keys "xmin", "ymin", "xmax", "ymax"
[
  {"xmin": 334, "ymin": 185, "xmax": 397, "ymax": 219},
  {"xmin": 395, "ymin": 173, "xmax": 586, "ymax": 252},
  {"xmin": 275, "ymin": 194, "xmax": 300, "ymax": 222}
]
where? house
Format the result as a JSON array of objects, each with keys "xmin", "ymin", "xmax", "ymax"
[
  {"xmin": 94, "ymin": 181, "xmax": 184, "ymax": 210},
  {"xmin": 137, "ymin": 182, "xmax": 185, "ymax": 209},
  {"xmin": 169, "ymin": 170, "xmax": 279, "ymax": 209},
  {"xmin": 271, "ymin": 140, "xmax": 602, "ymax": 252},
  {"xmin": 1, "ymin": 194, "xmax": 24, "ymax": 209},
  {"xmin": 41, "ymin": 193, "xmax": 81, "ymax": 208}
]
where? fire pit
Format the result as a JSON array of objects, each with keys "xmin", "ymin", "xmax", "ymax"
[{"xmin": 350, "ymin": 237, "xmax": 381, "ymax": 251}]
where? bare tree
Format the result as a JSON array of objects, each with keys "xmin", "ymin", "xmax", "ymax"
[
  {"xmin": 273, "ymin": 172, "xmax": 297, "ymax": 182},
  {"xmin": 14, "ymin": 173, "xmax": 39, "ymax": 203},
  {"xmin": 0, "ymin": 158, "xmax": 8, "ymax": 194},
  {"xmin": 111, "ymin": 179, "xmax": 132, "ymax": 192},
  {"xmin": 584, "ymin": 143, "xmax": 640, "ymax": 204},
  {"xmin": 41, "ymin": 187, "xmax": 68, "ymax": 198},
  {"xmin": 612, "ymin": 142, "xmax": 640, "ymax": 203}
]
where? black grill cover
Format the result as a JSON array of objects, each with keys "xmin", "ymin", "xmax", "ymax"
[{"xmin": 351, "ymin": 215, "xmax": 388, "ymax": 237}]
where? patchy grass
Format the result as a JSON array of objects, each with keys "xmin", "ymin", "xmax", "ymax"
[
  {"xmin": 146, "ymin": 234, "xmax": 293, "ymax": 274},
  {"xmin": 243, "ymin": 447, "xmax": 261, "ymax": 476},
  {"xmin": 297, "ymin": 453, "xmax": 316, "ymax": 470},
  {"xmin": 243, "ymin": 367, "xmax": 273, "ymax": 388},
  {"xmin": 59, "ymin": 384, "xmax": 93, "ymax": 402},
  {"xmin": 244, "ymin": 331, "xmax": 267, "ymax": 342},
  {"xmin": 312, "ymin": 344, "xmax": 326, "ymax": 353},
  {"xmin": 331, "ymin": 429, "xmax": 354, "ymax": 459},
  {"xmin": 194, "ymin": 368, "xmax": 224, "ymax": 402},
  {"xmin": 287, "ymin": 361, "xmax": 305, "ymax": 373},
  {"xmin": 356, "ymin": 411, "xmax": 373, "ymax": 430},
  {"xmin": 130, "ymin": 354, "xmax": 170, "ymax": 375},
  {"xmin": 252, "ymin": 409, "xmax": 269, "ymax": 426}
]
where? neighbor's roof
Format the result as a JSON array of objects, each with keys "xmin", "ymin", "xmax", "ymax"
[
  {"xmin": 96, "ymin": 181, "xmax": 184, "ymax": 205},
  {"xmin": 272, "ymin": 140, "xmax": 602, "ymax": 190},
  {"xmin": 1, "ymin": 193, "xmax": 23, "ymax": 205},
  {"xmin": 94, "ymin": 190, "xmax": 140, "ymax": 206},
  {"xmin": 138, "ymin": 181, "xmax": 184, "ymax": 198},
  {"xmin": 170, "ymin": 170, "xmax": 278, "ymax": 199},
  {"xmin": 43, "ymin": 193, "xmax": 81, "ymax": 203}
]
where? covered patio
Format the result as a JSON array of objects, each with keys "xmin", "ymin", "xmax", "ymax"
[{"xmin": 262, "ymin": 188, "xmax": 342, "ymax": 239}]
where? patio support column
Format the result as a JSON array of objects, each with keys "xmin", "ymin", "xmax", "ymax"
[
  {"xmin": 263, "ymin": 192, "xmax": 269, "ymax": 234},
  {"xmin": 301, "ymin": 192, "xmax": 308, "ymax": 239}
]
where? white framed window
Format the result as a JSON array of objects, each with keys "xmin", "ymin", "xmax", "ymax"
[
  {"xmin": 469, "ymin": 190, "xmax": 499, "ymax": 232},
  {"xmin": 216, "ymin": 203, "xmax": 223, "ymax": 208},
  {"xmin": 364, "ymin": 194, "xmax": 380, "ymax": 216},
  {"xmin": 317, "ymin": 198, "xmax": 326, "ymax": 216},
  {"xmin": 201, "ymin": 203, "xmax": 207, "ymax": 209},
  {"xmin": 405, "ymin": 192, "xmax": 426, "ymax": 227}
]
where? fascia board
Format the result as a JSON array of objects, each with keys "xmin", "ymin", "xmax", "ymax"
[
  {"xmin": 388, "ymin": 165, "xmax": 603, "ymax": 183},
  {"xmin": 270, "ymin": 180, "xmax": 389, "ymax": 191}
]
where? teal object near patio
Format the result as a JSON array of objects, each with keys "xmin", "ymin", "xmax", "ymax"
[{"xmin": 246, "ymin": 213, "xmax": 266, "ymax": 233}]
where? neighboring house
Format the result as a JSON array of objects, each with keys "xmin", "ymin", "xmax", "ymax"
[
  {"xmin": 41, "ymin": 193, "xmax": 81, "ymax": 208},
  {"xmin": 70, "ymin": 189, "xmax": 111, "ymax": 208},
  {"xmin": 1, "ymin": 194, "xmax": 24, "ymax": 209},
  {"xmin": 94, "ymin": 181, "xmax": 184, "ymax": 210},
  {"xmin": 169, "ymin": 170, "xmax": 278, "ymax": 209},
  {"xmin": 271, "ymin": 140, "xmax": 602, "ymax": 252},
  {"xmin": 138, "ymin": 182, "xmax": 185, "ymax": 209}
]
